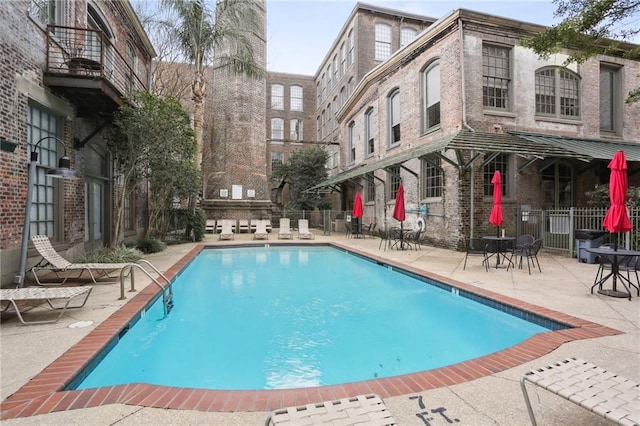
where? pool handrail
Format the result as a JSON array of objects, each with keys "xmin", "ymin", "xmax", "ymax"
[{"xmin": 118, "ymin": 260, "xmax": 173, "ymax": 315}]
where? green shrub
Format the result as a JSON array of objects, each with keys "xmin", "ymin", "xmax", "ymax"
[
  {"xmin": 79, "ymin": 245, "xmax": 143, "ymax": 263},
  {"xmin": 136, "ymin": 237, "xmax": 167, "ymax": 254},
  {"xmin": 187, "ymin": 207, "xmax": 207, "ymax": 242}
]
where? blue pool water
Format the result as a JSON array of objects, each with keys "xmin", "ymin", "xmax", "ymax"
[{"xmin": 75, "ymin": 246, "xmax": 551, "ymax": 390}]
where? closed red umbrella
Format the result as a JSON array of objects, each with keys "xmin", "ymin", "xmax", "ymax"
[
  {"xmin": 603, "ymin": 150, "xmax": 632, "ymax": 242},
  {"xmin": 352, "ymin": 192, "xmax": 364, "ymax": 236},
  {"xmin": 489, "ymin": 170, "xmax": 503, "ymax": 235},
  {"xmin": 392, "ymin": 183, "xmax": 406, "ymax": 248}
]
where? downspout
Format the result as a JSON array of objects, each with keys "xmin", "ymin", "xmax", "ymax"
[{"xmin": 459, "ymin": 18, "xmax": 477, "ymax": 238}]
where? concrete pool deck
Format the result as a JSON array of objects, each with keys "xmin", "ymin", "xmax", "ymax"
[{"xmin": 1, "ymin": 231, "xmax": 638, "ymax": 425}]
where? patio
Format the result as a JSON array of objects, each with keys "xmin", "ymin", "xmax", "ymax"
[{"xmin": 1, "ymin": 231, "xmax": 638, "ymax": 425}]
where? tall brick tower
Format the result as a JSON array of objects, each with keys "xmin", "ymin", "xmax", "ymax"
[{"xmin": 202, "ymin": 0, "xmax": 270, "ymax": 221}]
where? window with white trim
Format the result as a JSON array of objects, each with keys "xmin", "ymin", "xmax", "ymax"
[
  {"xmin": 484, "ymin": 153, "xmax": 509, "ymax": 197},
  {"xmin": 365, "ymin": 107, "xmax": 375, "ymax": 156},
  {"xmin": 482, "ymin": 44, "xmax": 511, "ymax": 110},
  {"xmin": 271, "ymin": 84, "xmax": 284, "ymax": 109},
  {"xmin": 347, "ymin": 29, "xmax": 354, "ymax": 65},
  {"xmin": 340, "ymin": 42, "xmax": 346, "ymax": 76},
  {"xmin": 600, "ymin": 64, "xmax": 621, "ymax": 133},
  {"xmin": 388, "ymin": 166, "xmax": 401, "ymax": 199},
  {"xmin": 348, "ymin": 121, "xmax": 355, "ymax": 163},
  {"xmin": 535, "ymin": 67, "xmax": 580, "ymax": 119},
  {"xmin": 333, "ymin": 55, "xmax": 338, "ymax": 83},
  {"xmin": 365, "ymin": 173, "xmax": 375, "ymax": 202},
  {"xmin": 375, "ymin": 23, "xmax": 392, "ymax": 61},
  {"xmin": 30, "ymin": 0, "xmax": 65, "ymax": 26},
  {"xmin": 421, "ymin": 60, "xmax": 441, "ymax": 132},
  {"xmin": 327, "ymin": 64, "xmax": 332, "ymax": 89},
  {"xmin": 421, "ymin": 157, "xmax": 442, "ymax": 199},
  {"xmin": 270, "ymin": 118, "xmax": 284, "ymax": 140},
  {"xmin": 271, "ymin": 151, "xmax": 284, "ymax": 172},
  {"xmin": 400, "ymin": 28, "xmax": 417, "ymax": 48},
  {"xmin": 290, "ymin": 119, "xmax": 303, "ymax": 141},
  {"xmin": 290, "ymin": 85, "xmax": 303, "ymax": 111},
  {"xmin": 388, "ymin": 89, "xmax": 400, "ymax": 146}
]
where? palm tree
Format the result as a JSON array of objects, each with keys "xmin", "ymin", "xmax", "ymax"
[{"xmin": 161, "ymin": 0, "xmax": 265, "ymax": 172}]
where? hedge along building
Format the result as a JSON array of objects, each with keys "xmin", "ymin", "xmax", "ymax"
[
  {"xmin": 0, "ymin": 1, "xmax": 155, "ymax": 286},
  {"xmin": 310, "ymin": 8, "xmax": 640, "ymax": 250}
]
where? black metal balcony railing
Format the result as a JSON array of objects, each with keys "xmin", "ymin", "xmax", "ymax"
[{"xmin": 45, "ymin": 25, "xmax": 147, "ymax": 98}]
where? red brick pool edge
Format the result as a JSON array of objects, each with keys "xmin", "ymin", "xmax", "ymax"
[{"xmin": 0, "ymin": 243, "xmax": 622, "ymax": 420}]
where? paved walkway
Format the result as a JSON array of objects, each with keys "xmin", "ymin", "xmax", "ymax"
[{"xmin": 1, "ymin": 231, "xmax": 638, "ymax": 425}]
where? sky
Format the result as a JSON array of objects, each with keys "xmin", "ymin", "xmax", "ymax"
[{"xmin": 266, "ymin": 0, "xmax": 561, "ymax": 75}]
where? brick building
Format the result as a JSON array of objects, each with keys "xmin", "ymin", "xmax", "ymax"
[
  {"xmin": 312, "ymin": 8, "xmax": 640, "ymax": 250},
  {"xmin": 0, "ymin": 0, "xmax": 154, "ymax": 286}
]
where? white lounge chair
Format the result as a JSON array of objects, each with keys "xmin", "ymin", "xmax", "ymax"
[
  {"xmin": 298, "ymin": 219, "xmax": 314, "ymax": 239},
  {"xmin": 219, "ymin": 220, "xmax": 235, "ymax": 240},
  {"xmin": 205, "ymin": 220, "xmax": 216, "ymax": 233},
  {"xmin": 278, "ymin": 218, "xmax": 292, "ymax": 239},
  {"xmin": 30, "ymin": 235, "xmax": 135, "ymax": 286},
  {"xmin": 238, "ymin": 219, "xmax": 250, "ymax": 233},
  {"xmin": 254, "ymin": 220, "xmax": 269, "ymax": 240},
  {"xmin": 1, "ymin": 286, "xmax": 93, "ymax": 325}
]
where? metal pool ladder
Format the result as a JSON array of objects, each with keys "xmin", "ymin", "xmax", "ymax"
[{"xmin": 119, "ymin": 259, "xmax": 174, "ymax": 316}]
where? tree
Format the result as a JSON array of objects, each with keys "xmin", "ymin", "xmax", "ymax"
[
  {"xmin": 109, "ymin": 91, "xmax": 200, "ymax": 245},
  {"xmin": 521, "ymin": 0, "xmax": 640, "ymax": 103},
  {"xmin": 160, "ymin": 0, "xmax": 265, "ymax": 172},
  {"xmin": 271, "ymin": 147, "xmax": 330, "ymax": 211}
]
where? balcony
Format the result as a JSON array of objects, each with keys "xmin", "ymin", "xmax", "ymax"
[{"xmin": 43, "ymin": 25, "xmax": 148, "ymax": 117}]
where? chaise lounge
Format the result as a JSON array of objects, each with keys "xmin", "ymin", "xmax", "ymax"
[
  {"xmin": 1, "ymin": 286, "xmax": 93, "ymax": 325},
  {"xmin": 30, "ymin": 235, "xmax": 136, "ymax": 286}
]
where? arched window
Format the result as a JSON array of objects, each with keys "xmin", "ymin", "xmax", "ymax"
[
  {"xmin": 535, "ymin": 67, "xmax": 580, "ymax": 119},
  {"xmin": 271, "ymin": 84, "xmax": 284, "ymax": 109},
  {"xmin": 270, "ymin": 118, "xmax": 284, "ymax": 140},
  {"xmin": 388, "ymin": 89, "xmax": 400, "ymax": 146},
  {"xmin": 421, "ymin": 60, "xmax": 440, "ymax": 132},
  {"xmin": 400, "ymin": 28, "xmax": 417, "ymax": 48}
]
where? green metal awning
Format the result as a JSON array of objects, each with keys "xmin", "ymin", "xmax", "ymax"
[
  {"xmin": 308, "ymin": 130, "xmax": 640, "ymax": 191},
  {"xmin": 508, "ymin": 131, "xmax": 640, "ymax": 161}
]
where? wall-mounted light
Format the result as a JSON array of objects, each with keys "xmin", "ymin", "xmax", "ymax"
[
  {"xmin": 15, "ymin": 136, "xmax": 79, "ymax": 288},
  {"xmin": 0, "ymin": 137, "xmax": 18, "ymax": 153}
]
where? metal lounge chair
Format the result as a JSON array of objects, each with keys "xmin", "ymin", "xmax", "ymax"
[
  {"xmin": 205, "ymin": 219, "xmax": 216, "ymax": 233},
  {"xmin": 298, "ymin": 219, "xmax": 314, "ymax": 239},
  {"xmin": 253, "ymin": 220, "xmax": 269, "ymax": 240},
  {"xmin": 521, "ymin": 357, "xmax": 640, "ymax": 426},
  {"xmin": 278, "ymin": 218, "xmax": 292, "ymax": 239},
  {"xmin": 238, "ymin": 219, "xmax": 250, "ymax": 233},
  {"xmin": 265, "ymin": 394, "xmax": 396, "ymax": 426},
  {"xmin": 30, "ymin": 235, "xmax": 135, "ymax": 286},
  {"xmin": 219, "ymin": 220, "xmax": 235, "ymax": 240},
  {"xmin": 1, "ymin": 286, "xmax": 92, "ymax": 325}
]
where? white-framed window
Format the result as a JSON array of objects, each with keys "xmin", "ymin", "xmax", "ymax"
[
  {"xmin": 388, "ymin": 89, "xmax": 401, "ymax": 146},
  {"xmin": 340, "ymin": 86, "xmax": 346, "ymax": 106},
  {"xmin": 321, "ymin": 73, "xmax": 326, "ymax": 100},
  {"xmin": 484, "ymin": 153, "xmax": 510, "ymax": 197},
  {"xmin": 421, "ymin": 60, "xmax": 441, "ymax": 132},
  {"xmin": 271, "ymin": 151, "xmax": 284, "ymax": 172},
  {"xmin": 270, "ymin": 118, "xmax": 284, "ymax": 140},
  {"xmin": 388, "ymin": 165, "xmax": 401, "ymax": 199},
  {"xmin": 340, "ymin": 42, "xmax": 346, "ymax": 76},
  {"xmin": 327, "ymin": 64, "xmax": 332, "ymax": 89},
  {"xmin": 271, "ymin": 84, "xmax": 284, "ymax": 109},
  {"xmin": 290, "ymin": 85, "xmax": 303, "ymax": 111},
  {"xmin": 30, "ymin": 0, "xmax": 65, "ymax": 26},
  {"xmin": 365, "ymin": 173, "xmax": 375, "ymax": 202},
  {"xmin": 482, "ymin": 44, "xmax": 511, "ymax": 110},
  {"xmin": 27, "ymin": 105, "xmax": 62, "ymax": 240},
  {"xmin": 375, "ymin": 23, "xmax": 392, "ymax": 61},
  {"xmin": 333, "ymin": 54, "xmax": 338, "ymax": 83},
  {"xmin": 326, "ymin": 103, "xmax": 332, "ymax": 129},
  {"xmin": 535, "ymin": 67, "xmax": 580, "ymax": 119},
  {"xmin": 290, "ymin": 119, "xmax": 303, "ymax": 141},
  {"xmin": 317, "ymin": 116, "xmax": 321, "ymax": 141},
  {"xmin": 600, "ymin": 64, "xmax": 622, "ymax": 133},
  {"xmin": 347, "ymin": 29, "xmax": 354, "ymax": 65},
  {"xmin": 421, "ymin": 157, "xmax": 442, "ymax": 199},
  {"xmin": 400, "ymin": 27, "xmax": 417, "ymax": 48},
  {"xmin": 125, "ymin": 41, "xmax": 137, "ymax": 92},
  {"xmin": 347, "ymin": 77, "xmax": 354, "ymax": 96},
  {"xmin": 316, "ymin": 82, "xmax": 320, "ymax": 107},
  {"xmin": 348, "ymin": 121, "xmax": 355, "ymax": 163},
  {"xmin": 365, "ymin": 107, "xmax": 375, "ymax": 156}
]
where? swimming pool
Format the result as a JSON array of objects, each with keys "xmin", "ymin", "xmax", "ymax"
[{"xmin": 72, "ymin": 246, "xmax": 558, "ymax": 391}]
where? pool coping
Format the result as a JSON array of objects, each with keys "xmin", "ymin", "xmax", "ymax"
[{"xmin": 0, "ymin": 242, "xmax": 622, "ymax": 419}]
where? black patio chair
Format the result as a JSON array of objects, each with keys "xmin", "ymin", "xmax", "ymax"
[
  {"xmin": 510, "ymin": 238, "xmax": 543, "ymax": 274},
  {"xmin": 463, "ymin": 238, "xmax": 488, "ymax": 271}
]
